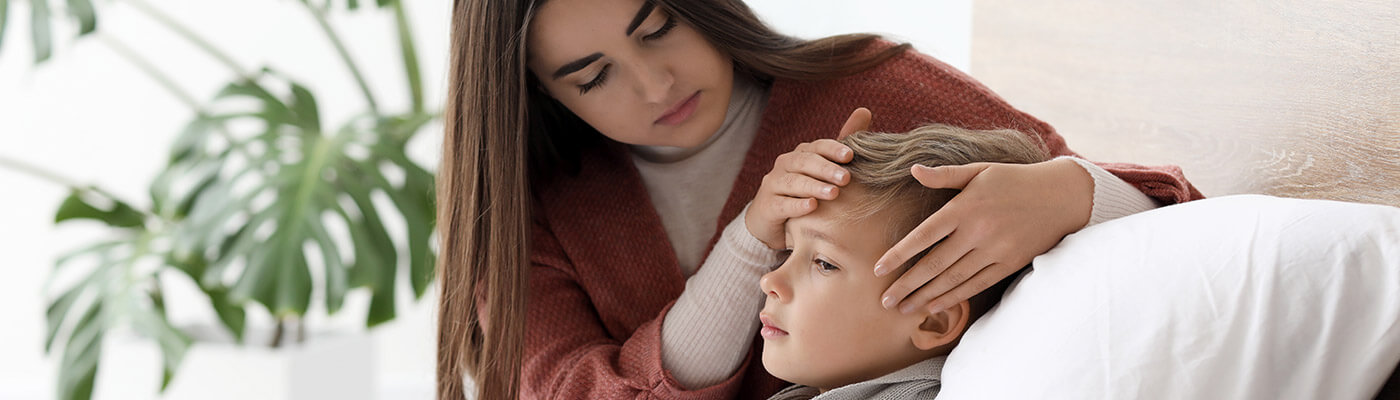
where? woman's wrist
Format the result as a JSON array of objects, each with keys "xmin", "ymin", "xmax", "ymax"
[
  {"xmin": 1045, "ymin": 157, "xmax": 1095, "ymax": 235},
  {"xmin": 1058, "ymin": 156, "xmax": 1161, "ymax": 226}
]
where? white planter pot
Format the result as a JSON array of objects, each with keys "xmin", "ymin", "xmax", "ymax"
[{"xmin": 98, "ymin": 330, "xmax": 375, "ymax": 400}]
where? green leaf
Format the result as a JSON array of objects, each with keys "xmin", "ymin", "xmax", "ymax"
[
  {"xmin": 64, "ymin": 0, "xmax": 96, "ymax": 35},
  {"xmin": 174, "ymin": 172, "xmax": 219, "ymax": 219},
  {"xmin": 202, "ymin": 208, "xmax": 277, "ymax": 285},
  {"xmin": 206, "ymin": 287, "xmax": 246, "ymax": 342},
  {"xmin": 50, "ymin": 240, "xmax": 121, "ymax": 279},
  {"xmin": 215, "ymin": 80, "xmax": 295, "ymax": 127},
  {"xmin": 44, "ymin": 284, "xmax": 86, "ymax": 352},
  {"xmin": 309, "ymin": 213, "xmax": 348, "ymax": 313},
  {"xmin": 150, "ymin": 286, "xmax": 167, "ymax": 319},
  {"xmin": 30, "ymin": 0, "xmax": 52, "ymax": 63},
  {"xmin": 391, "ymin": 0, "xmax": 422, "ymax": 113},
  {"xmin": 362, "ymin": 151, "xmax": 435, "ymax": 298},
  {"xmin": 56, "ymin": 300, "xmax": 103, "ymax": 400},
  {"xmin": 271, "ymin": 228, "xmax": 313, "ymax": 316},
  {"xmin": 392, "ymin": 156, "xmax": 436, "ymax": 297},
  {"xmin": 168, "ymin": 117, "xmax": 214, "ymax": 163},
  {"xmin": 290, "ymin": 82, "xmax": 321, "ymax": 133},
  {"xmin": 178, "ymin": 180, "xmax": 263, "ymax": 260},
  {"xmin": 1, "ymin": 0, "xmax": 11, "ymax": 57},
  {"xmin": 130, "ymin": 303, "xmax": 190, "ymax": 392},
  {"xmin": 164, "ymin": 251, "xmax": 206, "ymax": 286},
  {"xmin": 343, "ymin": 177, "xmax": 397, "ymax": 326},
  {"xmin": 229, "ymin": 241, "xmax": 278, "ymax": 308},
  {"xmin": 55, "ymin": 190, "xmax": 145, "ymax": 228}
]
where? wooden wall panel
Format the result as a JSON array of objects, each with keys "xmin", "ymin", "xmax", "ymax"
[{"xmin": 970, "ymin": 0, "xmax": 1399, "ymax": 206}]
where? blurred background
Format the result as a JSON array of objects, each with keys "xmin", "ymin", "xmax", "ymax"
[{"xmin": 0, "ymin": 1, "xmax": 970, "ymax": 399}]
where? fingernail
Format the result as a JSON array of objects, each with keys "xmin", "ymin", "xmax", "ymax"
[
  {"xmin": 821, "ymin": 186, "xmax": 834, "ymax": 196},
  {"xmin": 873, "ymin": 263, "xmax": 887, "ymax": 277},
  {"xmin": 841, "ymin": 148, "xmax": 852, "ymax": 158},
  {"xmin": 881, "ymin": 295, "xmax": 896, "ymax": 309},
  {"xmin": 834, "ymin": 170, "xmax": 846, "ymax": 182},
  {"xmin": 899, "ymin": 303, "xmax": 917, "ymax": 314}
]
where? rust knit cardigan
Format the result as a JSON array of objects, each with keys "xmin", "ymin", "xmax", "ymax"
[{"xmin": 522, "ymin": 43, "xmax": 1204, "ymax": 400}]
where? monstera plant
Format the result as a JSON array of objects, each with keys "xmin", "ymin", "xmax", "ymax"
[{"xmin": 0, "ymin": 1, "xmax": 437, "ymax": 399}]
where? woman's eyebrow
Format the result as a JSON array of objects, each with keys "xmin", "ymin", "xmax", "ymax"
[
  {"xmin": 552, "ymin": 53, "xmax": 603, "ymax": 80},
  {"xmin": 551, "ymin": 3, "xmax": 655, "ymax": 80},
  {"xmin": 625, "ymin": 2, "xmax": 656, "ymax": 35}
]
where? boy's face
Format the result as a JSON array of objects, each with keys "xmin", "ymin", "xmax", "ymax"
[{"xmin": 759, "ymin": 186, "xmax": 953, "ymax": 390}]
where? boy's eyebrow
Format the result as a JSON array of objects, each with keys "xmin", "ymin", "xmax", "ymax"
[{"xmin": 799, "ymin": 226, "xmax": 852, "ymax": 255}]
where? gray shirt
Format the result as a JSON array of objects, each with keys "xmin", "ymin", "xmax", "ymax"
[{"xmin": 768, "ymin": 356, "xmax": 947, "ymax": 400}]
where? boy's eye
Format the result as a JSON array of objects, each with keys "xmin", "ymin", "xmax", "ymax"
[{"xmin": 815, "ymin": 259, "xmax": 840, "ymax": 272}]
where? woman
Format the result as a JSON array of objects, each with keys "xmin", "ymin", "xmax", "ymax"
[{"xmin": 436, "ymin": 0, "xmax": 1202, "ymax": 399}]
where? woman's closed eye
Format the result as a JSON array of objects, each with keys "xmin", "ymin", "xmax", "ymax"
[
  {"xmin": 578, "ymin": 66, "xmax": 610, "ymax": 95},
  {"xmin": 643, "ymin": 16, "xmax": 677, "ymax": 41},
  {"xmin": 576, "ymin": 16, "xmax": 677, "ymax": 95}
]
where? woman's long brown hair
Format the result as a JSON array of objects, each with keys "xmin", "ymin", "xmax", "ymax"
[{"xmin": 437, "ymin": 1, "xmax": 911, "ymax": 398}]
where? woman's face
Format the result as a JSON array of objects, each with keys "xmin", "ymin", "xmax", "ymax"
[{"xmin": 527, "ymin": 0, "xmax": 735, "ymax": 148}]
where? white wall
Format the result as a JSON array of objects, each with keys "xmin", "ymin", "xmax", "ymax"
[{"xmin": 0, "ymin": 1, "xmax": 969, "ymax": 398}]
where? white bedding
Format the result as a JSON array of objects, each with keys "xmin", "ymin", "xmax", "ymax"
[{"xmin": 939, "ymin": 195, "xmax": 1400, "ymax": 399}]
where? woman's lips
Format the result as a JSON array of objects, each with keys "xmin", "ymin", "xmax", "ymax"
[
  {"xmin": 759, "ymin": 314, "xmax": 789, "ymax": 339},
  {"xmin": 655, "ymin": 91, "xmax": 700, "ymax": 126}
]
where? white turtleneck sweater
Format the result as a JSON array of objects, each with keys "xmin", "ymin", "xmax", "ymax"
[{"xmin": 633, "ymin": 77, "xmax": 1158, "ymax": 389}]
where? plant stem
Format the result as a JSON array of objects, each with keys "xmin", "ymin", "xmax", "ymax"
[
  {"xmin": 391, "ymin": 0, "xmax": 423, "ymax": 113},
  {"xmin": 298, "ymin": 0, "xmax": 380, "ymax": 114},
  {"xmin": 270, "ymin": 318, "xmax": 285, "ymax": 348},
  {"xmin": 120, "ymin": 0, "xmax": 252, "ymax": 80},
  {"xmin": 0, "ymin": 155, "xmax": 150, "ymax": 215},
  {"xmin": 98, "ymin": 34, "xmax": 201, "ymax": 109},
  {"xmin": 296, "ymin": 317, "xmax": 306, "ymax": 344},
  {"xmin": 0, "ymin": 155, "xmax": 84, "ymax": 188},
  {"xmin": 97, "ymin": 34, "xmax": 259, "ymax": 168}
]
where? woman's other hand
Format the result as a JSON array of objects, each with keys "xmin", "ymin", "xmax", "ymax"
[
  {"xmin": 876, "ymin": 158, "xmax": 1094, "ymax": 313},
  {"xmin": 745, "ymin": 108, "xmax": 871, "ymax": 249}
]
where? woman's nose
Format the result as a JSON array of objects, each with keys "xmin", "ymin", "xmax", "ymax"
[{"xmin": 632, "ymin": 58, "xmax": 674, "ymax": 105}]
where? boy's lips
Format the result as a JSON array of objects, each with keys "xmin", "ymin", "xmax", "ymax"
[{"xmin": 759, "ymin": 313, "xmax": 789, "ymax": 339}]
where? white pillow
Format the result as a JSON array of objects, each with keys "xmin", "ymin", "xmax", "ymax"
[{"xmin": 939, "ymin": 195, "xmax": 1400, "ymax": 400}]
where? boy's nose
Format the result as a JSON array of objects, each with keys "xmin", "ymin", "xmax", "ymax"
[{"xmin": 759, "ymin": 269, "xmax": 787, "ymax": 301}]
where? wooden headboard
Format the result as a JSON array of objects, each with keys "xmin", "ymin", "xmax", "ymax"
[{"xmin": 970, "ymin": 0, "xmax": 1399, "ymax": 207}]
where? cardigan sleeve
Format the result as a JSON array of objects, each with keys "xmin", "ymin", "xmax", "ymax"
[
  {"xmin": 522, "ymin": 213, "xmax": 754, "ymax": 400},
  {"xmin": 882, "ymin": 48, "xmax": 1205, "ymax": 205}
]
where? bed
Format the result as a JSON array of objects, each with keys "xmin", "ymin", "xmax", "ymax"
[{"xmin": 938, "ymin": 2, "xmax": 1400, "ymax": 398}]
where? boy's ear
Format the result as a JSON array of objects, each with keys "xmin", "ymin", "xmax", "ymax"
[{"xmin": 911, "ymin": 301, "xmax": 970, "ymax": 351}]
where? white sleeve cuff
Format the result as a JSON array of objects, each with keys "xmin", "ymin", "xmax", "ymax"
[{"xmin": 1060, "ymin": 156, "xmax": 1160, "ymax": 226}]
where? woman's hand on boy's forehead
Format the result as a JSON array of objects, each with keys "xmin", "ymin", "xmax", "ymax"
[
  {"xmin": 873, "ymin": 159, "xmax": 1094, "ymax": 314},
  {"xmin": 744, "ymin": 108, "xmax": 871, "ymax": 249}
]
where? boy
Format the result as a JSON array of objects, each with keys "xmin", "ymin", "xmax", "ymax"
[{"xmin": 758, "ymin": 124, "xmax": 1048, "ymax": 399}]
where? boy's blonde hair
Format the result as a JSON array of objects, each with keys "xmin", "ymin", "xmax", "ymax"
[
  {"xmin": 837, "ymin": 124, "xmax": 1051, "ymax": 318},
  {"xmin": 838, "ymin": 124, "xmax": 1051, "ymax": 241}
]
